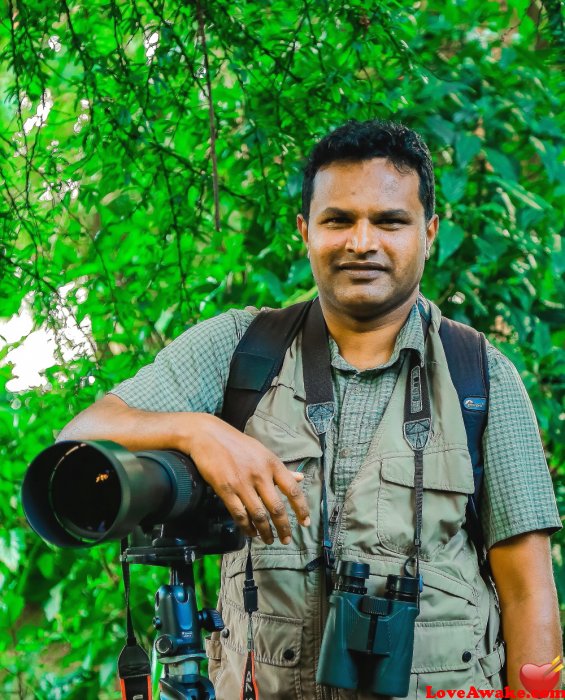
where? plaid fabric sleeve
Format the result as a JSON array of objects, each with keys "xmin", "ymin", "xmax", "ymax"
[
  {"xmin": 481, "ymin": 343, "xmax": 562, "ymax": 549},
  {"xmin": 109, "ymin": 308, "xmax": 256, "ymax": 415}
]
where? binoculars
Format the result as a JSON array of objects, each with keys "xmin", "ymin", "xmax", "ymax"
[{"xmin": 316, "ymin": 560, "xmax": 420, "ymax": 697}]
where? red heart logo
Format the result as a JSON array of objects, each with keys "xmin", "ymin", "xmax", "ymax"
[{"xmin": 520, "ymin": 662, "xmax": 561, "ymax": 698}]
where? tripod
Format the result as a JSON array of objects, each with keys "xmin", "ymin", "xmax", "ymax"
[{"xmin": 123, "ymin": 534, "xmax": 224, "ymax": 700}]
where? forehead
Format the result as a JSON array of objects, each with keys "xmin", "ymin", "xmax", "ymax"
[{"xmin": 310, "ymin": 158, "xmax": 423, "ymax": 215}]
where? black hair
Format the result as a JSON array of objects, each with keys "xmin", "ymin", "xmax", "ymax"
[{"xmin": 301, "ymin": 119, "xmax": 435, "ymax": 222}]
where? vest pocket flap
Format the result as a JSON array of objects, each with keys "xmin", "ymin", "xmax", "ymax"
[
  {"xmin": 204, "ymin": 634, "xmax": 222, "ymax": 661},
  {"xmin": 220, "ymin": 600, "xmax": 303, "ymax": 667},
  {"xmin": 247, "ymin": 409, "xmax": 323, "ymax": 463},
  {"xmin": 412, "ymin": 621, "xmax": 475, "ymax": 673},
  {"xmin": 381, "ymin": 450, "xmax": 475, "ymax": 494},
  {"xmin": 223, "ymin": 550, "xmax": 312, "ymax": 578}
]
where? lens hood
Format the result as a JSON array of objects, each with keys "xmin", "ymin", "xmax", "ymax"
[{"xmin": 21, "ymin": 440, "xmax": 177, "ymax": 548}]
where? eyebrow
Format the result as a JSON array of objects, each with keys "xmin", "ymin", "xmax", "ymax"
[{"xmin": 318, "ymin": 207, "xmax": 412, "ymax": 219}]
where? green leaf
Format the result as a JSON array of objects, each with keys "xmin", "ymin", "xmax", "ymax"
[
  {"xmin": 44, "ymin": 582, "xmax": 63, "ymax": 621},
  {"xmin": 498, "ymin": 179, "xmax": 548, "ymax": 211},
  {"xmin": 440, "ymin": 171, "xmax": 467, "ymax": 204},
  {"xmin": 37, "ymin": 552, "xmax": 55, "ymax": 579},
  {"xmin": 0, "ymin": 530, "xmax": 24, "ymax": 573},
  {"xmin": 485, "ymin": 148, "xmax": 518, "ymax": 181},
  {"xmin": 455, "ymin": 133, "xmax": 482, "ymax": 168},
  {"xmin": 438, "ymin": 220, "xmax": 465, "ymax": 265}
]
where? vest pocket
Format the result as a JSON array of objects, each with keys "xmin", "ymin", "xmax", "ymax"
[
  {"xmin": 413, "ymin": 620, "xmax": 477, "ymax": 694},
  {"xmin": 204, "ymin": 633, "xmax": 224, "ymax": 687},
  {"xmin": 377, "ymin": 448, "xmax": 475, "ymax": 560},
  {"xmin": 213, "ymin": 598, "xmax": 304, "ymax": 700},
  {"xmin": 413, "ymin": 622, "xmax": 505, "ymax": 695}
]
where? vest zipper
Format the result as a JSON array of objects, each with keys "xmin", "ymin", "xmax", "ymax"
[{"xmin": 295, "ymin": 457, "xmax": 311, "ymax": 473}]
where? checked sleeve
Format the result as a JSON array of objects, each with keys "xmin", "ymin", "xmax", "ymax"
[
  {"xmin": 480, "ymin": 344, "xmax": 562, "ymax": 549},
  {"xmin": 110, "ymin": 308, "xmax": 255, "ymax": 415}
]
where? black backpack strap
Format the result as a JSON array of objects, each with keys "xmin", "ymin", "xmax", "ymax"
[
  {"xmin": 438, "ymin": 317, "xmax": 490, "ymax": 559},
  {"xmin": 221, "ymin": 300, "xmax": 314, "ymax": 431}
]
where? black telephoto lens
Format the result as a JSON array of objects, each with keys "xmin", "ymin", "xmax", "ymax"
[{"xmin": 22, "ymin": 441, "xmax": 199, "ymax": 547}]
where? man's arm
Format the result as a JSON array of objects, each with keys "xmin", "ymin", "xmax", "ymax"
[
  {"xmin": 489, "ymin": 531, "xmax": 562, "ymax": 691},
  {"xmin": 57, "ymin": 394, "xmax": 310, "ymax": 545}
]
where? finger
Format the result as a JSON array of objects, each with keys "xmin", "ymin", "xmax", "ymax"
[
  {"xmin": 292, "ymin": 472, "xmax": 305, "ymax": 481},
  {"xmin": 256, "ymin": 482, "xmax": 293, "ymax": 545},
  {"xmin": 219, "ymin": 489, "xmax": 258, "ymax": 539},
  {"xmin": 238, "ymin": 491, "xmax": 275, "ymax": 545},
  {"xmin": 272, "ymin": 461, "xmax": 310, "ymax": 527}
]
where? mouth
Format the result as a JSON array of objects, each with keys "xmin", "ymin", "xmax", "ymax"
[
  {"xmin": 339, "ymin": 262, "xmax": 387, "ymax": 271},
  {"xmin": 338, "ymin": 262, "xmax": 388, "ymax": 276}
]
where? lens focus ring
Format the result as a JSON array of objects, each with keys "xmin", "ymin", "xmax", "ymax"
[{"xmin": 136, "ymin": 450, "xmax": 198, "ymax": 519}]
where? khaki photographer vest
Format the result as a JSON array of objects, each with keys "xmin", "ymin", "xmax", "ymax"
[{"xmin": 206, "ymin": 302, "xmax": 506, "ymax": 700}]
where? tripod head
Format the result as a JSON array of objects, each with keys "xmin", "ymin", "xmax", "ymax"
[{"xmin": 123, "ymin": 532, "xmax": 224, "ymax": 700}]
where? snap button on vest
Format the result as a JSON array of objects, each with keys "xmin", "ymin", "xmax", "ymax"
[
  {"xmin": 221, "ymin": 627, "xmax": 230, "ymax": 638},
  {"xmin": 462, "ymin": 651, "xmax": 472, "ymax": 662},
  {"xmin": 283, "ymin": 649, "xmax": 295, "ymax": 661}
]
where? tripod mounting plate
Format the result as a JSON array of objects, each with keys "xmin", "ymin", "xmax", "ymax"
[{"xmin": 122, "ymin": 544, "xmax": 198, "ymax": 567}]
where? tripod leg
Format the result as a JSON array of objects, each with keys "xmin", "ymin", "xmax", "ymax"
[{"xmin": 160, "ymin": 674, "xmax": 215, "ymax": 700}]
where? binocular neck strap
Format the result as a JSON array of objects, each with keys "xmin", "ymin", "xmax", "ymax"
[{"xmin": 402, "ymin": 348, "xmax": 432, "ymax": 603}]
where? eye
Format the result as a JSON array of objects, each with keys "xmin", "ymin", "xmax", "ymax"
[
  {"xmin": 379, "ymin": 219, "xmax": 406, "ymax": 229},
  {"xmin": 324, "ymin": 217, "xmax": 350, "ymax": 225}
]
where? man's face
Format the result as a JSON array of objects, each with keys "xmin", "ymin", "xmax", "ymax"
[{"xmin": 297, "ymin": 158, "xmax": 438, "ymax": 321}]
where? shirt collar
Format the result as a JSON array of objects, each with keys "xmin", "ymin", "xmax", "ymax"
[{"xmin": 328, "ymin": 302, "xmax": 425, "ymax": 374}]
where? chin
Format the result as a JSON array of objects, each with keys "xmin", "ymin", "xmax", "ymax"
[
  {"xmin": 328, "ymin": 286, "xmax": 413, "ymax": 320},
  {"xmin": 337, "ymin": 294, "xmax": 392, "ymax": 320}
]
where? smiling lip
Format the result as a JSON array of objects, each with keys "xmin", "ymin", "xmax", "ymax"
[{"xmin": 338, "ymin": 262, "xmax": 388, "ymax": 274}]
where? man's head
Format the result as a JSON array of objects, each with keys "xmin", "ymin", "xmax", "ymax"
[
  {"xmin": 297, "ymin": 119, "xmax": 438, "ymax": 323},
  {"xmin": 301, "ymin": 119, "xmax": 435, "ymax": 224}
]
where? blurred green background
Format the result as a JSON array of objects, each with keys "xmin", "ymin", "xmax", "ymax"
[{"xmin": 1, "ymin": 0, "xmax": 563, "ymax": 697}]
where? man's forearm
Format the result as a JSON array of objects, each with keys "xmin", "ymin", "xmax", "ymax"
[
  {"xmin": 55, "ymin": 394, "xmax": 310, "ymax": 544},
  {"xmin": 490, "ymin": 533, "xmax": 562, "ymax": 692},
  {"xmin": 501, "ymin": 593, "xmax": 562, "ymax": 691},
  {"xmin": 56, "ymin": 394, "xmax": 201, "ymax": 453}
]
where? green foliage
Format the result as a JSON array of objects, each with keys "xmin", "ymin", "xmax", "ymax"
[{"xmin": 0, "ymin": 0, "xmax": 563, "ymax": 696}]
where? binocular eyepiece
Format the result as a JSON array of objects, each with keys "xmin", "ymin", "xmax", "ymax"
[{"xmin": 317, "ymin": 560, "xmax": 420, "ymax": 697}]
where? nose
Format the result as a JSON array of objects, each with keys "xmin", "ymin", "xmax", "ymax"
[{"xmin": 346, "ymin": 219, "xmax": 380, "ymax": 255}]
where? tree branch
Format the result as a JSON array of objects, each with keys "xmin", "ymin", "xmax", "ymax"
[{"xmin": 195, "ymin": 0, "xmax": 221, "ymax": 232}]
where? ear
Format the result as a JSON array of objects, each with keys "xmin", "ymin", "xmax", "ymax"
[
  {"xmin": 296, "ymin": 214, "xmax": 308, "ymax": 246},
  {"xmin": 425, "ymin": 215, "xmax": 439, "ymax": 259}
]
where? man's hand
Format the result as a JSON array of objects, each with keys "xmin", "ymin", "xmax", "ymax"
[
  {"xmin": 181, "ymin": 413, "xmax": 310, "ymax": 545},
  {"xmin": 57, "ymin": 395, "xmax": 311, "ymax": 546}
]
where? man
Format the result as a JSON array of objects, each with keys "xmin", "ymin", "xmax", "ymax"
[{"xmin": 58, "ymin": 120, "xmax": 562, "ymax": 699}]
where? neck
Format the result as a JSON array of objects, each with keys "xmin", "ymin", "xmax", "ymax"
[{"xmin": 321, "ymin": 294, "xmax": 417, "ymax": 370}]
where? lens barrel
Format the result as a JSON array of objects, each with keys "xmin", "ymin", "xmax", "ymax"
[{"xmin": 21, "ymin": 440, "xmax": 205, "ymax": 548}]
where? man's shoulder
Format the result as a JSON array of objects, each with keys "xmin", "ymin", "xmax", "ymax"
[
  {"xmin": 166, "ymin": 307, "xmax": 257, "ymax": 350},
  {"xmin": 427, "ymin": 298, "xmax": 522, "ymax": 385}
]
